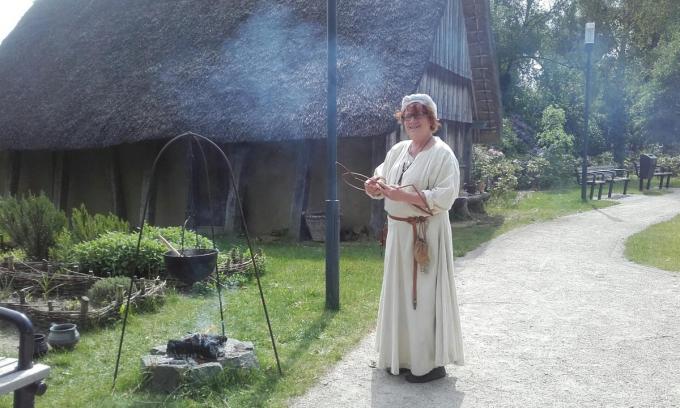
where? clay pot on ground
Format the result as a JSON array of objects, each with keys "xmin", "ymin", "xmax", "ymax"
[{"xmin": 47, "ymin": 323, "xmax": 80, "ymax": 349}]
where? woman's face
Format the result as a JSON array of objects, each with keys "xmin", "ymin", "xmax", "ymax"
[{"xmin": 402, "ymin": 103, "xmax": 433, "ymax": 141}]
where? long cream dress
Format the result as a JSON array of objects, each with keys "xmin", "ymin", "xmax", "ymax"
[{"xmin": 368, "ymin": 136, "xmax": 464, "ymax": 376}]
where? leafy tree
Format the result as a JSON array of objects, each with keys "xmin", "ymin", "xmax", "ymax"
[{"xmin": 536, "ymin": 105, "xmax": 574, "ymax": 153}]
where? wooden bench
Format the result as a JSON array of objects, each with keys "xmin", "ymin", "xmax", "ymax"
[
  {"xmin": 574, "ymin": 169, "xmax": 607, "ymax": 200},
  {"xmin": 0, "ymin": 307, "xmax": 49, "ymax": 408},
  {"xmin": 633, "ymin": 162, "xmax": 672, "ymax": 190},
  {"xmin": 588, "ymin": 166, "xmax": 630, "ymax": 198}
]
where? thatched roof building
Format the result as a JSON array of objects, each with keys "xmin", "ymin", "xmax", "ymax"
[
  {"xmin": 0, "ymin": 0, "xmax": 500, "ymax": 150},
  {"xmin": 1, "ymin": 0, "xmax": 453, "ymax": 149},
  {"xmin": 0, "ymin": 0, "xmax": 502, "ymax": 237}
]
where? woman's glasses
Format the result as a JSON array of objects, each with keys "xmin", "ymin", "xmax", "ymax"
[{"xmin": 402, "ymin": 113, "xmax": 426, "ymax": 122}]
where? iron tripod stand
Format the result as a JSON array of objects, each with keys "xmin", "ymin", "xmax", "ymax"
[{"xmin": 112, "ymin": 132, "xmax": 283, "ymax": 390}]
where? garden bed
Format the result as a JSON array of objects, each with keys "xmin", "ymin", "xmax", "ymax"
[{"xmin": 0, "ymin": 278, "xmax": 166, "ymax": 330}]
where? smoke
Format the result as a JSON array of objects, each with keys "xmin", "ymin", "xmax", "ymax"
[
  {"xmin": 160, "ymin": 2, "xmax": 390, "ymax": 140},
  {"xmin": 210, "ymin": 4, "xmax": 326, "ymax": 136}
]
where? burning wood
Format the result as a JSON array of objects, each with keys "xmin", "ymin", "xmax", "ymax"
[{"xmin": 166, "ymin": 333, "xmax": 228, "ymax": 361}]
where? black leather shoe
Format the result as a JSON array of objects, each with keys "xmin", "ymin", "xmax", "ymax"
[
  {"xmin": 385, "ymin": 367, "xmax": 411, "ymax": 375},
  {"xmin": 405, "ymin": 366, "xmax": 446, "ymax": 383}
]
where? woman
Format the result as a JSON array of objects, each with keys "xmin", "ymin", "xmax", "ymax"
[{"xmin": 365, "ymin": 93, "xmax": 464, "ymax": 383}]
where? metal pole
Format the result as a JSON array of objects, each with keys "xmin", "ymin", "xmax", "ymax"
[
  {"xmin": 581, "ymin": 43, "xmax": 593, "ymax": 202},
  {"xmin": 325, "ymin": 0, "xmax": 340, "ymax": 310}
]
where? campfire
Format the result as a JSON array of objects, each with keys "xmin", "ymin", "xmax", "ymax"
[
  {"xmin": 142, "ymin": 331, "xmax": 258, "ymax": 393},
  {"xmin": 166, "ymin": 333, "xmax": 228, "ymax": 361}
]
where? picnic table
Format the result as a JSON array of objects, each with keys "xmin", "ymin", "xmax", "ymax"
[
  {"xmin": 0, "ymin": 307, "xmax": 49, "ymax": 408},
  {"xmin": 575, "ymin": 166, "xmax": 630, "ymax": 200}
]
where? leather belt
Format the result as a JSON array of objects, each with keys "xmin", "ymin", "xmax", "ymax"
[{"xmin": 388, "ymin": 215, "xmax": 428, "ymax": 309}]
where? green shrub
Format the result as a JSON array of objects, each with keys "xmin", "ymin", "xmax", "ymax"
[
  {"xmin": 536, "ymin": 105, "xmax": 575, "ymax": 154},
  {"xmin": 48, "ymin": 206, "xmax": 129, "ymax": 263},
  {"xmin": 146, "ymin": 226, "xmax": 213, "ymax": 251},
  {"xmin": 472, "ymin": 145, "xmax": 520, "ymax": 195},
  {"xmin": 657, "ymin": 153, "xmax": 680, "ymax": 175},
  {"xmin": 72, "ymin": 231, "xmax": 165, "ymax": 277},
  {"xmin": 71, "ymin": 226, "xmax": 216, "ymax": 278},
  {"xmin": 0, "ymin": 193, "xmax": 67, "ymax": 260},
  {"xmin": 590, "ymin": 152, "xmax": 615, "ymax": 166},
  {"xmin": 49, "ymin": 229, "xmax": 75, "ymax": 263},
  {"xmin": 70, "ymin": 204, "xmax": 129, "ymax": 243},
  {"xmin": 540, "ymin": 150, "xmax": 579, "ymax": 188},
  {"xmin": 515, "ymin": 155, "xmax": 551, "ymax": 190},
  {"xmin": 0, "ymin": 247, "xmax": 26, "ymax": 262},
  {"xmin": 87, "ymin": 276, "xmax": 131, "ymax": 306}
]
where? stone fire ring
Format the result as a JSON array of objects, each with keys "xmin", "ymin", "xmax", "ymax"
[{"xmin": 142, "ymin": 337, "xmax": 258, "ymax": 393}]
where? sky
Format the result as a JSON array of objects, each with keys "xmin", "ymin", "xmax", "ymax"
[{"xmin": 0, "ymin": 0, "xmax": 33, "ymax": 44}]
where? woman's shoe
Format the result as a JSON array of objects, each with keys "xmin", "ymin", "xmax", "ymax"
[
  {"xmin": 385, "ymin": 367, "xmax": 411, "ymax": 375},
  {"xmin": 405, "ymin": 366, "xmax": 446, "ymax": 383}
]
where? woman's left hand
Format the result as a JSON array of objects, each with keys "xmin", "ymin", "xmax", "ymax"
[
  {"xmin": 378, "ymin": 183, "xmax": 404, "ymax": 201},
  {"xmin": 379, "ymin": 183, "xmax": 430, "ymax": 207}
]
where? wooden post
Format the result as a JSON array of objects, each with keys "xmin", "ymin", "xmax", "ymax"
[
  {"xmin": 463, "ymin": 123, "xmax": 473, "ymax": 187},
  {"xmin": 115, "ymin": 285, "xmax": 124, "ymax": 304},
  {"xmin": 441, "ymin": 120, "xmax": 449, "ymax": 147},
  {"xmin": 8, "ymin": 151, "xmax": 21, "ymax": 196},
  {"xmin": 108, "ymin": 147, "xmax": 127, "ymax": 220},
  {"xmin": 51, "ymin": 152, "xmax": 69, "ymax": 211},
  {"xmin": 80, "ymin": 296, "xmax": 89, "ymax": 325},
  {"xmin": 139, "ymin": 167, "xmax": 157, "ymax": 226},
  {"xmin": 289, "ymin": 140, "xmax": 313, "ymax": 241},
  {"xmin": 47, "ymin": 301, "xmax": 54, "ymax": 311},
  {"xmin": 223, "ymin": 144, "xmax": 250, "ymax": 234}
]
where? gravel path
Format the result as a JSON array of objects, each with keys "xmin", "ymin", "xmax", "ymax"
[{"xmin": 291, "ymin": 190, "xmax": 680, "ymax": 408}]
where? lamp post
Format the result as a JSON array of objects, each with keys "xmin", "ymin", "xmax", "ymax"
[
  {"xmin": 325, "ymin": 0, "xmax": 340, "ymax": 310},
  {"xmin": 581, "ymin": 22, "xmax": 595, "ymax": 201}
]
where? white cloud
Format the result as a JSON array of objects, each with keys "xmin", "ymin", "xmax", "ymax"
[{"xmin": 0, "ymin": 1, "xmax": 33, "ymax": 45}]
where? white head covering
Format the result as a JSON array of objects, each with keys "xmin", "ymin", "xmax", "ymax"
[{"xmin": 401, "ymin": 93, "xmax": 438, "ymax": 119}]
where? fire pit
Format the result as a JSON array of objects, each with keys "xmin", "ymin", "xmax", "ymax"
[
  {"xmin": 142, "ymin": 333, "xmax": 258, "ymax": 393},
  {"xmin": 166, "ymin": 333, "xmax": 228, "ymax": 361}
]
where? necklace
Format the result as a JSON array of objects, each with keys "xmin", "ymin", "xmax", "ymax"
[{"xmin": 409, "ymin": 136, "xmax": 433, "ymax": 157}]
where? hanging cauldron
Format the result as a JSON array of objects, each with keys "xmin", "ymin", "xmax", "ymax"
[{"xmin": 163, "ymin": 248, "xmax": 218, "ymax": 284}]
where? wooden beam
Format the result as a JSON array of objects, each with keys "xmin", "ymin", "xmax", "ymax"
[
  {"xmin": 108, "ymin": 147, "xmax": 126, "ymax": 219},
  {"xmin": 8, "ymin": 151, "xmax": 21, "ymax": 196},
  {"xmin": 463, "ymin": 123, "xmax": 473, "ymax": 186},
  {"xmin": 139, "ymin": 166, "xmax": 156, "ymax": 226},
  {"xmin": 51, "ymin": 151, "xmax": 69, "ymax": 210},
  {"xmin": 289, "ymin": 140, "xmax": 313, "ymax": 241},
  {"xmin": 223, "ymin": 144, "xmax": 250, "ymax": 234}
]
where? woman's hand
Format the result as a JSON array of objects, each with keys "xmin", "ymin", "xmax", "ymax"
[
  {"xmin": 379, "ymin": 183, "xmax": 404, "ymax": 201},
  {"xmin": 364, "ymin": 176, "xmax": 383, "ymax": 196},
  {"xmin": 381, "ymin": 183, "xmax": 430, "ymax": 208}
]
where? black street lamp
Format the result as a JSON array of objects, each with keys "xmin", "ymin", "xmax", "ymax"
[
  {"xmin": 581, "ymin": 22, "xmax": 595, "ymax": 201},
  {"xmin": 325, "ymin": 0, "xmax": 340, "ymax": 310}
]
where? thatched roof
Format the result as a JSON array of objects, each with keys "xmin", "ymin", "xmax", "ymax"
[{"xmin": 0, "ymin": 0, "xmax": 472, "ymax": 150}]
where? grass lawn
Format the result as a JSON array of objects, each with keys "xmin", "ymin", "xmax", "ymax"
[
  {"xmin": 0, "ymin": 187, "xmax": 619, "ymax": 407},
  {"xmin": 625, "ymin": 213, "xmax": 680, "ymax": 272}
]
